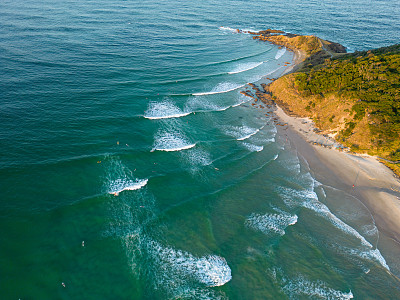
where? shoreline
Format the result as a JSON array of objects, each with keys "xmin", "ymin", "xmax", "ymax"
[{"xmin": 251, "ymin": 33, "xmax": 400, "ymax": 273}]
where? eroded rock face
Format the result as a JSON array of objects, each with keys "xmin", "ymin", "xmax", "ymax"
[{"xmin": 326, "ymin": 41, "xmax": 347, "ymax": 53}]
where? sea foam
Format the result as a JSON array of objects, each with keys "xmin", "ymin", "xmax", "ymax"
[
  {"xmin": 193, "ymin": 82, "xmax": 245, "ymax": 96},
  {"xmin": 241, "ymin": 142, "xmax": 264, "ymax": 152},
  {"xmin": 276, "ymin": 169, "xmax": 390, "ymax": 270},
  {"xmin": 275, "ymin": 47, "xmax": 286, "ymax": 59},
  {"xmin": 144, "ymin": 99, "xmax": 191, "ymax": 120},
  {"xmin": 152, "ymin": 131, "xmax": 196, "ymax": 152},
  {"xmin": 145, "ymin": 239, "xmax": 232, "ymax": 287},
  {"xmin": 228, "ymin": 61, "xmax": 264, "ymax": 74},
  {"xmin": 282, "ymin": 275, "xmax": 353, "ymax": 299},
  {"xmin": 246, "ymin": 210, "xmax": 298, "ymax": 236},
  {"xmin": 108, "ymin": 178, "xmax": 148, "ymax": 196},
  {"xmin": 222, "ymin": 124, "xmax": 265, "ymax": 141},
  {"xmin": 104, "ymin": 157, "xmax": 148, "ymax": 196}
]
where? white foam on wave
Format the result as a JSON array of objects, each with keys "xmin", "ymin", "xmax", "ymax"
[
  {"xmin": 145, "ymin": 239, "xmax": 232, "ymax": 287},
  {"xmin": 219, "ymin": 26, "xmax": 238, "ymax": 33},
  {"xmin": 104, "ymin": 157, "xmax": 148, "ymax": 196},
  {"xmin": 362, "ymin": 223, "xmax": 379, "ymax": 237},
  {"xmin": 144, "ymin": 99, "xmax": 191, "ymax": 120},
  {"xmin": 193, "ymin": 82, "xmax": 245, "ymax": 96},
  {"xmin": 237, "ymin": 126, "xmax": 264, "ymax": 141},
  {"xmin": 108, "ymin": 178, "xmax": 148, "ymax": 196},
  {"xmin": 231, "ymin": 101, "xmax": 245, "ymax": 108},
  {"xmin": 241, "ymin": 142, "xmax": 264, "ymax": 152},
  {"xmin": 228, "ymin": 61, "xmax": 264, "ymax": 74},
  {"xmin": 275, "ymin": 47, "xmax": 286, "ymax": 59},
  {"xmin": 246, "ymin": 210, "xmax": 298, "ymax": 236},
  {"xmin": 282, "ymin": 275, "xmax": 353, "ymax": 299},
  {"xmin": 219, "ymin": 26, "xmax": 258, "ymax": 34},
  {"xmin": 152, "ymin": 131, "xmax": 196, "ymax": 152},
  {"xmin": 185, "ymin": 96, "xmax": 226, "ymax": 112},
  {"xmin": 302, "ymin": 198, "xmax": 389, "ymax": 270},
  {"xmin": 222, "ymin": 124, "xmax": 265, "ymax": 141},
  {"xmin": 279, "ymin": 151, "xmax": 302, "ymax": 175}
]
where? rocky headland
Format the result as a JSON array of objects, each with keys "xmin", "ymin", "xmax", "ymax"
[
  {"xmin": 237, "ymin": 29, "xmax": 400, "ymax": 249},
  {"xmin": 241, "ymin": 29, "xmax": 400, "ymax": 176}
]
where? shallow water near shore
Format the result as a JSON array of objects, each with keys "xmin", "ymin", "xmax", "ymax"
[{"xmin": 1, "ymin": 0, "xmax": 400, "ymax": 298}]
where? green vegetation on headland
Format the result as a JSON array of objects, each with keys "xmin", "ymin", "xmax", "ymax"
[{"xmin": 254, "ymin": 29, "xmax": 400, "ymax": 174}]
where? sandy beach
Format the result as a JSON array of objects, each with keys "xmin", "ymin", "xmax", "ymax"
[{"xmin": 266, "ymin": 44, "xmax": 400, "ymax": 273}]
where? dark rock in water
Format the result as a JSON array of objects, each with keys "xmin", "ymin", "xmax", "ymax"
[{"xmin": 240, "ymin": 91, "xmax": 253, "ymax": 98}]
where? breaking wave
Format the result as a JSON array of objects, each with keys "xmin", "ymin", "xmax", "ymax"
[
  {"xmin": 228, "ymin": 61, "xmax": 264, "ymax": 74},
  {"xmin": 237, "ymin": 126, "xmax": 263, "ymax": 141},
  {"xmin": 193, "ymin": 82, "xmax": 245, "ymax": 96},
  {"xmin": 275, "ymin": 47, "xmax": 286, "ymax": 59},
  {"xmin": 104, "ymin": 157, "xmax": 148, "ymax": 196},
  {"xmin": 302, "ymin": 197, "xmax": 390, "ymax": 270},
  {"xmin": 282, "ymin": 275, "xmax": 353, "ymax": 299},
  {"xmin": 219, "ymin": 26, "xmax": 238, "ymax": 33},
  {"xmin": 152, "ymin": 130, "xmax": 196, "ymax": 152},
  {"xmin": 276, "ymin": 166, "xmax": 389, "ymax": 270},
  {"xmin": 222, "ymin": 124, "xmax": 265, "ymax": 141},
  {"xmin": 145, "ymin": 239, "xmax": 232, "ymax": 287},
  {"xmin": 144, "ymin": 99, "xmax": 191, "ymax": 120},
  {"xmin": 246, "ymin": 209, "xmax": 298, "ymax": 236},
  {"xmin": 108, "ymin": 178, "xmax": 148, "ymax": 196},
  {"xmin": 241, "ymin": 142, "xmax": 264, "ymax": 152}
]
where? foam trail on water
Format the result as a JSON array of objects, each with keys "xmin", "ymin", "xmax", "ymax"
[
  {"xmin": 182, "ymin": 148, "xmax": 213, "ymax": 167},
  {"xmin": 302, "ymin": 198, "xmax": 389, "ymax": 270},
  {"xmin": 275, "ymin": 47, "xmax": 286, "ymax": 59},
  {"xmin": 144, "ymin": 238, "xmax": 232, "ymax": 289},
  {"xmin": 282, "ymin": 275, "xmax": 353, "ymax": 299},
  {"xmin": 193, "ymin": 82, "xmax": 245, "ymax": 96},
  {"xmin": 246, "ymin": 210, "xmax": 298, "ymax": 236},
  {"xmin": 144, "ymin": 99, "xmax": 191, "ymax": 120},
  {"xmin": 277, "ymin": 169, "xmax": 390, "ymax": 270},
  {"xmin": 228, "ymin": 62, "xmax": 264, "ymax": 74},
  {"xmin": 185, "ymin": 96, "xmax": 227, "ymax": 112}
]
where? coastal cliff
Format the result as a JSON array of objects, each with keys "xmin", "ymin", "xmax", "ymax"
[{"xmin": 251, "ymin": 30, "xmax": 400, "ymax": 175}]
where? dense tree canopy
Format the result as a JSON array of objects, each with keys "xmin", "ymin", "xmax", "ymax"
[{"xmin": 294, "ymin": 44, "xmax": 400, "ymax": 159}]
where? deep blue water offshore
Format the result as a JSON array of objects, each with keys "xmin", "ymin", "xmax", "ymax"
[{"xmin": 1, "ymin": 0, "xmax": 400, "ymax": 298}]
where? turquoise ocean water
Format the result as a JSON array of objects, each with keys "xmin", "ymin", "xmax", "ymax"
[{"xmin": 1, "ymin": 0, "xmax": 400, "ymax": 298}]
